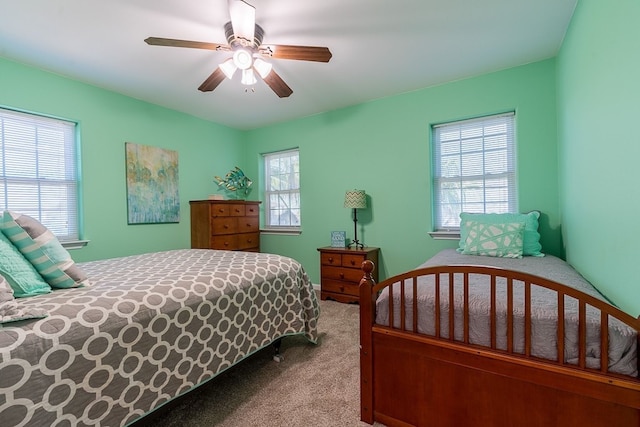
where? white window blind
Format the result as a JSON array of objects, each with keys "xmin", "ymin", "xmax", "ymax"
[
  {"xmin": 263, "ymin": 149, "xmax": 300, "ymax": 229},
  {"xmin": 432, "ymin": 112, "xmax": 516, "ymax": 231},
  {"xmin": 0, "ymin": 108, "xmax": 79, "ymax": 241}
]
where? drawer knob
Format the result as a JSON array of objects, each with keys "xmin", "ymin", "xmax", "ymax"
[
  {"xmin": 350, "ymin": 260, "xmax": 356, "ymax": 266},
  {"xmin": 339, "ymin": 273, "xmax": 344, "ymax": 279},
  {"xmin": 340, "ymin": 286, "xmax": 344, "ymax": 292},
  {"xmin": 223, "ymin": 225, "xmax": 229, "ymax": 229},
  {"xmin": 328, "ymin": 257, "xmax": 334, "ymax": 263}
]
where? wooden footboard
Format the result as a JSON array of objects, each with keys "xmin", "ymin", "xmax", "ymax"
[{"xmin": 359, "ymin": 260, "xmax": 640, "ymax": 427}]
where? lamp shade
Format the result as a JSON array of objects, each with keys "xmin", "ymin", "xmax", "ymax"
[{"xmin": 344, "ymin": 190, "xmax": 367, "ymax": 209}]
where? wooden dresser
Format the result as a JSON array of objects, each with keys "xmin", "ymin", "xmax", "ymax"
[
  {"xmin": 317, "ymin": 246, "xmax": 379, "ymax": 303},
  {"xmin": 190, "ymin": 200, "xmax": 261, "ymax": 252}
]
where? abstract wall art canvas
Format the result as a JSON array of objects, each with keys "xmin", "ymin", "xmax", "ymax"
[{"xmin": 125, "ymin": 142, "xmax": 179, "ymax": 224}]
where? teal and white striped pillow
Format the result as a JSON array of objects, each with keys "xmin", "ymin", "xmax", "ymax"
[
  {"xmin": 0, "ymin": 230, "xmax": 51, "ymax": 297},
  {"xmin": 1, "ymin": 211, "xmax": 91, "ymax": 289},
  {"xmin": 461, "ymin": 221, "xmax": 525, "ymax": 258}
]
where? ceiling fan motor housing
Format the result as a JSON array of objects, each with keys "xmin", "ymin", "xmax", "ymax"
[{"xmin": 224, "ymin": 21, "xmax": 264, "ymax": 50}]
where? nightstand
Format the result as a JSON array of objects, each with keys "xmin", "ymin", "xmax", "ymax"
[{"xmin": 317, "ymin": 246, "xmax": 379, "ymax": 303}]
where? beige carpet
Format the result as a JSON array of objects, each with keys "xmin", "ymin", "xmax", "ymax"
[{"xmin": 146, "ymin": 299, "xmax": 381, "ymax": 427}]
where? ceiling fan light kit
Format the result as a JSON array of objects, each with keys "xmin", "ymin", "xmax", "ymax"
[{"xmin": 144, "ymin": 0, "xmax": 332, "ymax": 98}]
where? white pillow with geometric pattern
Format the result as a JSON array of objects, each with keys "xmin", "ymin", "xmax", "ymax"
[{"xmin": 461, "ymin": 221, "xmax": 525, "ymax": 258}]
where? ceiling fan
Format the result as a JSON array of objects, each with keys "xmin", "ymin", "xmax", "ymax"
[{"xmin": 144, "ymin": 0, "xmax": 332, "ymax": 98}]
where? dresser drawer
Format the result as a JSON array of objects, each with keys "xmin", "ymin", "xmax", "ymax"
[
  {"xmin": 212, "ymin": 217, "xmax": 238, "ymax": 234},
  {"xmin": 322, "ymin": 279, "xmax": 359, "ymax": 297},
  {"xmin": 322, "ymin": 266, "xmax": 364, "ymax": 283},
  {"xmin": 238, "ymin": 216, "xmax": 259, "ymax": 232},
  {"xmin": 211, "ymin": 234, "xmax": 238, "ymax": 250},
  {"xmin": 211, "ymin": 204, "xmax": 230, "ymax": 217},
  {"xmin": 229, "ymin": 204, "xmax": 246, "ymax": 216},
  {"xmin": 237, "ymin": 232, "xmax": 259, "ymax": 250},
  {"xmin": 245, "ymin": 204, "xmax": 259, "ymax": 216}
]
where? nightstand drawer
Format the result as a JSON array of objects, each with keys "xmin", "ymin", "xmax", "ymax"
[
  {"xmin": 342, "ymin": 254, "xmax": 366, "ymax": 268},
  {"xmin": 322, "ymin": 266, "xmax": 363, "ymax": 283},
  {"xmin": 321, "ymin": 252, "xmax": 366, "ymax": 268},
  {"xmin": 322, "ymin": 279, "xmax": 359, "ymax": 297},
  {"xmin": 321, "ymin": 253, "xmax": 342, "ymax": 266}
]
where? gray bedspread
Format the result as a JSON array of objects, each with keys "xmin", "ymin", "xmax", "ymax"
[
  {"xmin": 0, "ymin": 249, "xmax": 319, "ymax": 427},
  {"xmin": 376, "ymin": 249, "xmax": 637, "ymax": 377}
]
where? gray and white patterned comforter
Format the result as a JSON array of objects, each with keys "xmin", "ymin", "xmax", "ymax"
[
  {"xmin": 0, "ymin": 249, "xmax": 319, "ymax": 427},
  {"xmin": 376, "ymin": 249, "xmax": 637, "ymax": 377}
]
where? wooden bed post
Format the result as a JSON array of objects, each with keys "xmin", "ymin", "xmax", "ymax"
[{"xmin": 359, "ymin": 260, "xmax": 376, "ymax": 424}]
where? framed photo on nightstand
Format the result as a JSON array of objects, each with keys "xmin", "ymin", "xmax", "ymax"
[{"xmin": 330, "ymin": 231, "xmax": 346, "ymax": 248}]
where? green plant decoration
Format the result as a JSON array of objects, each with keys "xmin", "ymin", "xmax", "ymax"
[{"xmin": 214, "ymin": 166, "xmax": 253, "ymax": 198}]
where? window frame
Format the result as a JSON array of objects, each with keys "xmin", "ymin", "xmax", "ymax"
[
  {"xmin": 430, "ymin": 112, "xmax": 517, "ymax": 238},
  {"xmin": 0, "ymin": 107, "xmax": 83, "ymax": 244},
  {"xmin": 262, "ymin": 148, "xmax": 301, "ymax": 233}
]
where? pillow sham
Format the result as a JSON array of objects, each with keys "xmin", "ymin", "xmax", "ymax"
[
  {"xmin": 458, "ymin": 211, "xmax": 543, "ymax": 257},
  {"xmin": 0, "ymin": 273, "xmax": 48, "ymax": 324},
  {"xmin": 1, "ymin": 211, "xmax": 91, "ymax": 289},
  {"xmin": 461, "ymin": 221, "xmax": 525, "ymax": 258},
  {"xmin": 0, "ymin": 231, "xmax": 51, "ymax": 297}
]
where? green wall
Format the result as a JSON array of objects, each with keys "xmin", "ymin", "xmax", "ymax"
[
  {"xmin": 244, "ymin": 59, "xmax": 561, "ymax": 284},
  {"xmin": 557, "ymin": 0, "xmax": 640, "ymax": 316},
  {"xmin": 0, "ymin": 57, "xmax": 243, "ymax": 262},
  {"xmin": 1, "ymin": 52, "xmax": 562, "ymax": 294}
]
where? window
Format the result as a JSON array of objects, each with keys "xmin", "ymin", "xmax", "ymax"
[
  {"xmin": 263, "ymin": 149, "xmax": 300, "ymax": 229},
  {"xmin": 432, "ymin": 112, "xmax": 516, "ymax": 232},
  {"xmin": 0, "ymin": 108, "xmax": 80, "ymax": 241}
]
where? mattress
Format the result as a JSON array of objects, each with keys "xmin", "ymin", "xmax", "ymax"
[
  {"xmin": 375, "ymin": 249, "xmax": 637, "ymax": 377},
  {"xmin": 0, "ymin": 249, "xmax": 319, "ymax": 427}
]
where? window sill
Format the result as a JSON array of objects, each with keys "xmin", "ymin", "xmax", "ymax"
[
  {"xmin": 260, "ymin": 228, "xmax": 301, "ymax": 236},
  {"xmin": 428, "ymin": 231, "xmax": 460, "ymax": 240},
  {"xmin": 61, "ymin": 240, "xmax": 90, "ymax": 250}
]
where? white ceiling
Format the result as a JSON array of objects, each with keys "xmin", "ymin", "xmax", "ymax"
[{"xmin": 0, "ymin": 0, "xmax": 577, "ymax": 130}]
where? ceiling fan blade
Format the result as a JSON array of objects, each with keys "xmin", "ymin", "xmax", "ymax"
[
  {"xmin": 228, "ymin": 0, "xmax": 255, "ymax": 42},
  {"xmin": 259, "ymin": 69, "xmax": 293, "ymax": 98},
  {"xmin": 145, "ymin": 37, "xmax": 227, "ymax": 51},
  {"xmin": 263, "ymin": 45, "xmax": 332, "ymax": 62},
  {"xmin": 198, "ymin": 68, "xmax": 226, "ymax": 92}
]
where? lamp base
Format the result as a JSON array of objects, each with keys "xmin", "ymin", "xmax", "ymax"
[{"xmin": 348, "ymin": 240, "xmax": 364, "ymax": 250}]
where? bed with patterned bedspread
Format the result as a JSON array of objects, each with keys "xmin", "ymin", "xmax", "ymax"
[{"xmin": 0, "ymin": 249, "xmax": 319, "ymax": 427}]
